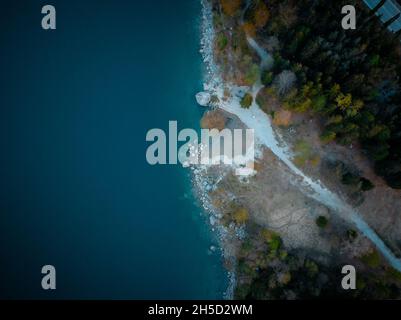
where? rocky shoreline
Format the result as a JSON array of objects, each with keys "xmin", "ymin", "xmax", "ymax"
[{"xmin": 190, "ymin": 0, "xmax": 243, "ymax": 299}]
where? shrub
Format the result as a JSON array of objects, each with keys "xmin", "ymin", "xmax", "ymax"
[
  {"xmin": 261, "ymin": 229, "xmax": 281, "ymax": 251},
  {"xmin": 315, "ymin": 216, "xmax": 328, "ymax": 228},
  {"xmin": 361, "ymin": 250, "xmax": 381, "ymax": 268},
  {"xmin": 347, "ymin": 229, "xmax": 358, "ymax": 241},
  {"xmin": 210, "ymin": 95, "xmax": 220, "ymax": 105},
  {"xmin": 261, "ymin": 71, "xmax": 273, "ymax": 86},
  {"xmin": 360, "ymin": 178, "xmax": 374, "ymax": 191},
  {"xmin": 279, "ymin": 250, "xmax": 288, "ymax": 260},
  {"xmin": 320, "ymin": 130, "xmax": 336, "ymax": 143},
  {"xmin": 269, "ymin": 237, "xmax": 281, "ymax": 251},
  {"xmin": 305, "ymin": 259, "xmax": 319, "ymax": 277},
  {"xmin": 241, "ymin": 240, "xmax": 253, "ymax": 254},
  {"xmin": 369, "ymin": 54, "xmax": 380, "ymax": 67},
  {"xmin": 341, "ymin": 172, "xmax": 360, "ymax": 186},
  {"xmin": 312, "ymin": 95, "xmax": 327, "ymax": 112},
  {"xmin": 326, "ymin": 115, "xmax": 343, "ymax": 125},
  {"xmin": 216, "ymin": 33, "xmax": 228, "ymax": 51},
  {"xmin": 245, "ymin": 64, "xmax": 260, "ymax": 85},
  {"xmin": 235, "ymin": 283, "xmax": 251, "ymax": 299},
  {"xmin": 241, "ymin": 93, "xmax": 253, "ymax": 109},
  {"xmin": 386, "ymin": 268, "xmax": 401, "ymax": 282}
]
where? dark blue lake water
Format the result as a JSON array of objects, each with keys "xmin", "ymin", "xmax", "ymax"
[{"xmin": 0, "ymin": 0, "xmax": 227, "ymax": 299}]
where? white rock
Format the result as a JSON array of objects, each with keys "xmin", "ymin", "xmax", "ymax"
[
  {"xmin": 195, "ymin": 91, "xmax": 211, "ymax": 107},
  {"xmin": 209, "ymin": 216, "xmax": 216, "ymax": 226}
]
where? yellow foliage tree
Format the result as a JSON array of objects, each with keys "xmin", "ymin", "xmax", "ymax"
[
  {"xmin": 221, "ymin": 0, "xmax": 242, "ymax": 17},
  {"xmin": 261, "ymin": 229, "xmax": 277, "ymax": 242},
  {"xmin": 233, "ymin": 207, "xmax": 249, "ymax": 224},
  {"xmin": 336, "ymin": 93, "xmax": 352, "ymax": 110}
]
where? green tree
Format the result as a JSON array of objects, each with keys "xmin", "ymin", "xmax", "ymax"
[
  {"xmin": 360, "ymin": 178, "xmax": 374, "ymax": 191},
  {"xmin": 320, "ymin": 130, "xmax": 336, "ymax": 143},
  {"xmin": 245, "ymin": 64, "xmax": 260, "ymax": 85},
  {"xmin": 241, "ymin": 93, "xmax": 253, "ymax": 109},
  {"xmin": 261, "ymin": 71, "xmax": 273, "ymax": 86},
  {"xmin": 216, "ymin": 33, "xmax": 228, "ymax": 51},
  {"xmin": 261, "ymin": 229, "xmax": 281, "ymax": 251}
]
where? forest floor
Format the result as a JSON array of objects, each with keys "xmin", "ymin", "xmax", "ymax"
[{"xmin": 269, "ymin": 93, "xmax": 401, "ymax": 258}]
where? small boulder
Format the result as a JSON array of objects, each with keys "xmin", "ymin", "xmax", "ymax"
[{"xmin": 195, "ymin": 91, "xmax": 211, "ymax": 107}]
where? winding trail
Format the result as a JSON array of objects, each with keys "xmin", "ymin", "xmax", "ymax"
[{"xmin": 205, "ymin": 3, "xmax": 401, "ymax": 270}]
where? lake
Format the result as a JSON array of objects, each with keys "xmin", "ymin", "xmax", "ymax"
[{"xmin": 0, "ymin": 0, "xmax": 227, "ymax": 299}]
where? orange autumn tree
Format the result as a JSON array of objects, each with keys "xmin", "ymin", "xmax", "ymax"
[
  {"xmin": 242, "ymin": 22, "xmax": 256, "ymax": 37},
  {"xmin": 254, "ymin": 2, "xmax": 270, "ymax": 29},
  {"xmin": 200, "ymin": 110, "xmax": 227, "ymax": 131},
  {"xmin": 221, "ymin": 0, "xmax": 242, "ymax": 17}
]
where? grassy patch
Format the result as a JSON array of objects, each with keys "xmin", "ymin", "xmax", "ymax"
[
  {"xmin": 386, "ymin": 268, "xmax": 401, "ymax": 282},
  {"xmin": 293, "ymin": 140, "xmax": 319, "ymax": 167},
  {"xmin": 244, "ymin": 64, "xmax": 260, "ymax": 86},
  {"xmin": 361, "ymin": 250, "xmax": 381, "ymax": 268}
]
